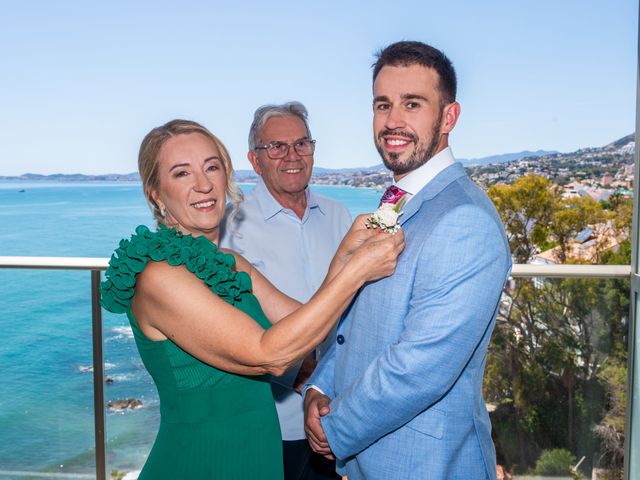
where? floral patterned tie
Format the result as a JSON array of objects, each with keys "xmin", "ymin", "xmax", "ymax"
[{"xmin": 379, "ymin": 185, "xmax": 408, "ymax": 207}]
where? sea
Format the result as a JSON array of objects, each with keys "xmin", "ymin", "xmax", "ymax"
[{"xmin": 0, "ymin": 180, "xmax": 382, "ymax": 479}]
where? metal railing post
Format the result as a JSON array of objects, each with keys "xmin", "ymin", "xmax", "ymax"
[
  {"xmin": 91, "ymin": 270, "xmax": 107, "ymax": 480},
  {"xmin": 624, "ymin": 7, "xmax": 640, "ymax": 480}
]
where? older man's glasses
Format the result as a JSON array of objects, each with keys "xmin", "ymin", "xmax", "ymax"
[{"xmin": 254, "ymin": 138, "xmax": 316, "ymax": 159}]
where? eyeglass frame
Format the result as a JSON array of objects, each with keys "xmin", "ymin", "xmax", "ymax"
[{"xmin": 254, "ymin": 138, "xmax": 316, "ymax": 159}]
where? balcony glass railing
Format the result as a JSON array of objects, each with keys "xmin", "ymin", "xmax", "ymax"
[
  {"xmin": 491, "ymin": 272, "xmax": 630, "ymax": 480},
  {"xmin": 0, "ymin": 258, "xmax": 633, "ymax": 480}
]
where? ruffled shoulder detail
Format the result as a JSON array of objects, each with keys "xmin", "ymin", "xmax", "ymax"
[{"xmin": 100, "ymin": 224, "xmax": 252, "ymax": 314}]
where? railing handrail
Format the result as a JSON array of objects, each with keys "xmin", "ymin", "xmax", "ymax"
[
  {"xmin": 0, "ymin": 256, "xmax": 109, "ymax": 270},
  {"xmin": 0, "ymin": 256, "xmax": 632, "ymax": 278},
  {"xmin": 511, "ymin": 263, "xmax": 631, "ymax": 278}
]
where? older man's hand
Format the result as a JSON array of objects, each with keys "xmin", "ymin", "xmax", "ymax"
[{"xmin": 304, "ymin": 388, "xmax": 334, "ymax": 459}]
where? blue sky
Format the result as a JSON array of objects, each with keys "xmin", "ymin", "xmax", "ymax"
[{"xmin": 0, "ymin": 1, "xmax": 637, "ymax": 175}]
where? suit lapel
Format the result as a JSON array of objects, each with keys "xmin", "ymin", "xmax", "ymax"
[{"xmin": 399, "ymin": 162, "xmax": 467, "ymax": 226}]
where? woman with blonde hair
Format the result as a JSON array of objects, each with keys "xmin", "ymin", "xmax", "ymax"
[{"xmin": 101, "ymin": 119, "xmax": 403, "ymax": 479}]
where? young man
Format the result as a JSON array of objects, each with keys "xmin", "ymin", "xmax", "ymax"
[{"xmin": 304, "ymin": 41, "xmax": 512, "ymax": 480}]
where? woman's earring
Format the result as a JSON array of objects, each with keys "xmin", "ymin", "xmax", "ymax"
[{"xmin": 160, "ymin": 207, "xmax": 166, "ymax": 218}]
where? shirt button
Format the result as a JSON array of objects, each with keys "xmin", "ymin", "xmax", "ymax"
[{"xmin": 336, "ymin": 334, "xmax": 345, "ymax": 345}]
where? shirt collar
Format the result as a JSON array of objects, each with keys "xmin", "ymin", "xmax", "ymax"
[
  {"xmin": 307, "ymin": 188, "xmax": 321, "ymax": 210},
  {"xmin": 253, "ymin": 178, "xmax": 321, "ymax": 220},
  {"xmin": 395, "ymin": 146, "xmax": 456, "ymax": 196}
]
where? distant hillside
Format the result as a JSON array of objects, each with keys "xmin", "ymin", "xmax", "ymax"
[
  {"xmin": 234, "ymin": 165, "xmax": 380, "ymax": 182},
  {"xmin": 238, "ymin": 150, "xmax": 562, "ymax": 179},
  {"xmin": 607, "ymin": 133, "xmax": 635, "ymax": 151},
  {"xmin": 466, "ymin": 133, "xmax": 635, "ymax": 188},
  {"xmin": 2, "ymin": 134, "xmax": 634, "ymax": 181},
  {"xmin": 0, "ymin": 172, "xmax": 140, "ymax": 181},
  {"xmin": 313, "ymin": 165, "xmax": 382, "ymax": 174},
  {"xmin": 458, "ymin": 150, "xmax": 558, "ymax": 166},
  {"xmin": 459, "ymin": 134, "xmax": 634, "ymax": 167}
]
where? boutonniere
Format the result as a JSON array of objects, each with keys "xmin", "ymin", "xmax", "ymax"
[{"xmin": 366, "ymin": 195, "xmax": 408, "ymax": 234}]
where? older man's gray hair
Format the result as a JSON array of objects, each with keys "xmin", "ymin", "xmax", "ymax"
[{"xmin": 248, "ymin": 101, "xmax": 312, "ymax": 150}]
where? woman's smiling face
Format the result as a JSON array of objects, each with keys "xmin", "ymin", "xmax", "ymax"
[{"xmin": 151, "ymin": 133, "xmax": 228, "ymax": 243}]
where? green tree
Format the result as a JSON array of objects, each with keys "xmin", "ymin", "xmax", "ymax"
[
  {"xmin": 488, "ymin": 175, "xmax": 560, "ymax": 263},
  {"xmin": 608, "ymin": 194, "xmax": 633, "ymax": 238},
  {"xmin": 534, "ymin": 448, "xmax": 577, "ymax": 476},
  {"xmin": 551, "ymin": 196, "xmax": 604, "ymax": 263},
  {"xmin": 593, "ymin": 361, "xmax": 626, "ymax": 477},
  {"xmin": 485, "ymin": 174, "xmax": 631, "ymax": 476}
]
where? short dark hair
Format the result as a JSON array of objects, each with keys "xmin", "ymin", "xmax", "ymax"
[{"xmin": 372, "ymin": 41, "xmax": 457, "ymax": 107}]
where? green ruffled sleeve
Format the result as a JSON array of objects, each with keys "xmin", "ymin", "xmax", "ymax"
[{"xmin": 100, "ymin": 224, "xmax": 252, "ymax": 314}]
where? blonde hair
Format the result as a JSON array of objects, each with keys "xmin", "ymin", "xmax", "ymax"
[{"xmin": 138, "ymin": 119, "xmax": 243, "ymax": 226}]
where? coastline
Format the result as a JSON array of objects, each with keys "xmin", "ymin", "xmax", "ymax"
[{"xmin": 0, "ymin": 178, "xmax": 386, "ymax": 190}]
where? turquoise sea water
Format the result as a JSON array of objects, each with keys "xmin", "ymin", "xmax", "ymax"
[{"xmin": 0, "ymin": 181, "xmax": 381, "ymax": 478}]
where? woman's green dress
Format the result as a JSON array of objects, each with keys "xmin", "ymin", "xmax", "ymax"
[{"xmin": 101, "ymin": 225, "xmax": 283, "ymax": 479}]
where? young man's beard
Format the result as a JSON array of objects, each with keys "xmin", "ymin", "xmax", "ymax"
[{"xmin": 376, "ymin": 111, "xmax": 443, "ymax": 176}]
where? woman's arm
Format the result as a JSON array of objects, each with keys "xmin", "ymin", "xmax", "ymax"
[
  {"xmin": 131, "ymin": 228, "xmax": 403, "ymax": 377},
  {"xmin": 242, "ymin": 214, "xmax": 376, "ymax": 324},
  {"xmin": 231, "ymin": 253, "xmax": 300, "ymax": 325}
]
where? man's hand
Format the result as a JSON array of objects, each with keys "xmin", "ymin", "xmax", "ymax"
[
  {"xmin": 304, "ymin": 388, "xmax": 334, "ymax": 459},
  {"xmin": 294, "ymin": 355, "xmax": 318, "ymax": 394}
]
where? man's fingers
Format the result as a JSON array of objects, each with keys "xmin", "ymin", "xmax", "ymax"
[
  {"xmin": 317, "ymin": 395, "xmax": 331, "ymax": 416},
  {"xmin": 308, "ymin": 435, "xmax": 332, "ymax": 455},
  {"xmin": 305, "ymin": 415, "xmax": 328, "ymax": 445},
  {"xmin": 308, "ymin": 435, "xmax": 331, "ymax": 454},
  {"xmin": 305, "ymin": 418, "xmax": 327, "ymax": 443},
  {"xmin": 303, "ymin": 390, "xmax": 334, "ymax": 455},
  {"xmin": 305, "ymin": 429, "xmax": 331, "ymax": 455}
]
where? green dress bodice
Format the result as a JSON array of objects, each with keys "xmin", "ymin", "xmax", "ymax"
[{"xmin": 101, "ymin": 225, "xmax": 283, "ymax": 479}]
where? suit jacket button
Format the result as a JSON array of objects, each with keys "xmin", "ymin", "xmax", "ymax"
[{"xmin": 336, "ymin": 334, "xmax": 345, "ymax": 345}]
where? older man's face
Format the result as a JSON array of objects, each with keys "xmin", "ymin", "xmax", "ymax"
[{"xmin": 249, "ymin": 116, "xmax": 313, "ymax": 202}]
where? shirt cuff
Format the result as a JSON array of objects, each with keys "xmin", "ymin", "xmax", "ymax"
[{"xmin": 302, "ymin": 384, "xmax": 326, "ymax": 398}]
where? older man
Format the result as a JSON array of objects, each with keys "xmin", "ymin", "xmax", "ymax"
[
  {"xmin": 220, "ymin": 102, "xmax": 350, "ymax": 479},
  {"xmin": 304, "ymin": 41, "xmax": 512, "ymax": 479}
]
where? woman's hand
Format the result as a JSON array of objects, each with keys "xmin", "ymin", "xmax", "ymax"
[
  {"xmin": 333, "ymin": 214, "xmax": 389, "ymax": 270},
  {"xmin": 335, "ymin": 214, "xmax": 375, "ymax": 257},
  {"xmin": 348, "ymin": 228, "xmax": 405, "ymax": 283}
]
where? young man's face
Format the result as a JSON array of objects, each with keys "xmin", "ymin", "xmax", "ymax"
[{"xmin": 373, "ymin": 64, "xmax": 453, "ymax": 179}]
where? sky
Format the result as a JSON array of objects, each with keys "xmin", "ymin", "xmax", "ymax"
[{"xmin": 0, "ymin": 1, "xmax": 637, "ymax": 175}]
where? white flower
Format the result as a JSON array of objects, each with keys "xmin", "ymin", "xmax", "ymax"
[
  {"xmin": 366, "ymin": 197, "xmax": 407, "ymax": 234},
  {"xmin": 375, "ymin": 204, "xmax": 400, "ymax": 226}
]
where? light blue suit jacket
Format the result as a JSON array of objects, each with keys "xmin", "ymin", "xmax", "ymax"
[{"xmin": 308, "ymin": 163, "xmax": 511, "ymax": 479}]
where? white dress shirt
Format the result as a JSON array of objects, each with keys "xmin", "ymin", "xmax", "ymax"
[
  {"xmin": 395, "ymin": 146, "xmax": 456, "ymax": 203},
  {"xmin": 220, "ymin": 179, "xmax": 351, "ymax": 440}
]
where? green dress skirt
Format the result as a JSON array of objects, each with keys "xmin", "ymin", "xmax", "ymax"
[{"xmin": 101, "ymin": 225, "xmax": 283, "ymax": 479}]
